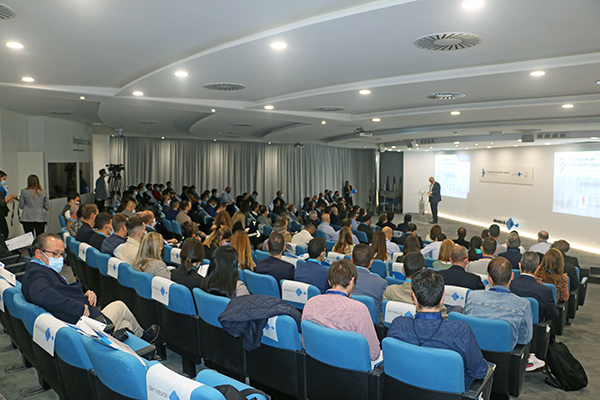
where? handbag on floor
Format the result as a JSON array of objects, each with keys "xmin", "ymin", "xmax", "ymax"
[{"xmin": 544, "ymin": 334, "xmax": 587, "ymax": 391}]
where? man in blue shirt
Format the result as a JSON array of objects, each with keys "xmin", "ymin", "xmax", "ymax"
[
  {"xmin": 351, "ymin": 244, "xmax": 387, "ymax": 323},
  {"xmin": 294, "ymin": 238, "xmax": 329, "ymax": 293},
  {"xmin": 164, "ymin": 199, "xmax": 180, "ymax": 220},
  {"xmin": 464, "ymin": 257, "xmax": 533, "ymax": 349},
  {"xmin": 387, "ymin": 269, "xmax": 488, "ymax": 388}
]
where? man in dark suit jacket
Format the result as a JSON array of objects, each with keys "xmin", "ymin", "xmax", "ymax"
[
  {"xmin": 427, "ymin": 176, "xmax": 441, "ymax": 223},
  {"xmin": 255, "ymin": 232, "xmax": 295, "ymax": 284},
  {"xmin": 382, "ymin": 212, "xmax": 397, "ymax": 230},
  {"xmin": 352, "ymin": 244, "xmax": 388, "ymax": 323},
  {"xmin": 395, "ymin": 223, "xmax": 424, "ymax": 248},
  {"xmin": 510, "ymin": 251, "xmax": 559, "ymax": 321},
  {"xmin": 396, "ymin": 214, "xmax": 412, "ymax": 233},
  {"xmin": 89, "ymin": 212, "xmax": 113, "ymax": 251},
  {"xmin": 454, "ymin": 227, "xmax": 470, "ymax": 248},
  {"xmin": 294, "ymin": 238, "xmax": 329, "ymax": 293},
  {"xmin": 551, "ymin": 240, "xmax": 579, "ymax": 292},
  {"xmin": 497, "ymin": 232, "xmax": 522, "ymax": 270},
  {"xmin": 357, "ymin": 214, "xmax": 375, "ymax": 243},
  {"xmin": 75, "ymin": 204, "xmax": 98, "ymax": 244},
  {"xmin": 438, "ymin": 246, "xmax": 485, "ymax": 290}
]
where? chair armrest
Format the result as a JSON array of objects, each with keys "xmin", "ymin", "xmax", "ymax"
[
  {"xmin": 463, "ymin": 363, "xmax": 495, "ymax": 400},
  {"xmin": 135, "ymin": 345, "xmax": 157, "ymax": 360},
  {"xmin": 510, "ymin": 342, "xmax": 529, "ymax": 358},
  {"xmin": 0, "ymin": 254, "xmax": 20, "ymax": 265},
  {"xmin": 4, "ymin": 262, "xmax": 26, "ymax": 274}
]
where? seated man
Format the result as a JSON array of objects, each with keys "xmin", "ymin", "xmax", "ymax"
[
  {"xmin": 176, "ymin": 200, "xmax": 193, "ymax": 225},
  {"xmin": 529, "ymin": 230, "xmax": 551, "ymax": 254},
  {"xmin": 439, "ymin": 246, "xmax": 485, "ymax": 291},
  {"xmin": 317, "ymin": 213, "xmax": 336, "ymax": 241},
  {"xmin": 22, "ymin": 233, "xmax": 159, "ymax": 342},
  {"xmin": 464, "ymin": 257, "xmax": 533, "ymax": 349},
  {"xmin": 294, "ymin": 238, "xmax": 329, "ymax": 293},
  {"xmin": 466, "ymin": 237, "xmax": 496, "ymax": 275},
  {"xmin": 89, "ymin": 212, "xmax": 113, "ymax": 251},
  {"xmin": 382, "ymin": 227, "xmax": 401, "ymax": 256},
  {"xmin": 421, "ymin": 232, "xmax": 445, "ymax": 259},
  {"xmin": 75, "ymin": 204, "xmax": 99, "ymax": 244},
  {"xmin": 291, "ymin": 221, "xmax": 316, "ymax": 248},
  {"xmin": 351, "ymin": 244, "xmax": 388, "ymax": 323},
  {"xmin": 387, "ymin": 269, "xmax": 488, "ymax": 388},
  {"xmin": 101, "ymin": 213, "xmax": 128, "ymax": 257},
  {"xmin": 394, "ymin": 223, "xmax": 424, "ymax": 248},
  {"xmin": 61, "ymin": 192, "xmax": 80, "ymax": 218},
  {"xmin": 454, "ymin": 227, "xmax": 470, "ymax": 248},
  {"xmin": 497, "ymin": 232, "xmax": 522, "ymax": 270},
  {"xmin": 396, "ymin": 213, "xmax": 411, "ymax": 233},
  {"xmin": 357, "ymin": 213, "xmax": 374, "ymax": 243},
  {"xmin": 303, "ymin": 259, "xmax": 381, "ymax": 361},
  {"xmin": 117, "ymin": 217, "xmax": 146, "ymax": 265},
  {"xmin": 510, "ymin": 251, "xmax": 559, "ymax": 321},
  {"xmin": 255, "ymin": 232, "xmax": 295, "ymax": 284},
  {"xmin": 164, "ymin": 199, "xmax": 180, "ymax": 220}
]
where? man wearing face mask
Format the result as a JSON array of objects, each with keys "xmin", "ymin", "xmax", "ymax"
[
  {"xmin": 22, "ymin": 232, "xmax": 160, "ymax": 343},
  {"xmin": 89, "ymin": 212, "xmax": 113, "ymax": 251},
  {"xmin": 116, "ymin": 217, "xmax": 146, "ymax": 265},
  {"xmin": 94, "ymin": 169, "xmax": 108, "ymax": 213},
  {"xmin": 101, "ymin": 213, "xmax": 128, "ymax": 257}
]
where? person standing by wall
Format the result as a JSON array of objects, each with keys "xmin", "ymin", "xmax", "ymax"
[
  {"xmin": 95, "ymin": 169, "xmax": 108, "ymax": 212},
  {"xmin": 0, "ymin": 170, "xmax": 19, "ymax": 239},
  {"xmin": 19, "ymin": 174, "xmax": 49, "ymax": 237}
]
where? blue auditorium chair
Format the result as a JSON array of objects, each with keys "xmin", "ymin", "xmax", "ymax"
[
  {"xmin": 116, "ymin": 261, "xmax": 139, "ymax": 315},
  {"xmin": 353, "ymin": 229, "xmax": 369, "ymax": 243},
  {"xmin": 523, "ymin": 297, "xmax": 551, "ymax": 360},
  {"xmin": 255, "ymin": 249, "xmax": 269, "ymax": 261},
  {"xmin": 542, "ymin": 283, "xmax": 567, "ymax": 335},
  {"xmin": 172, "ymin": 220, "xmax": 183, "ymax": 235},
  {"xmin": 370, "ymin": 260, "xmax": 387, "ymax": 278},
  {"xmin": 385, "ymin": 276, "xmax": 405, "ymax": 286},
  {"xmin": 58, "ymin": 214, "xmax": 67, "ymax": 229},
  {"xmin": 280, "ymin": 280, "xmax": 320, "ymax": 309},
  {"xmin": 313, "ymin": 229, "xmax": 326, "ymax": 239},
  {"xmin": 352, "ymin": 294, "xmax": 380, "ymax": 324},
  {"xmin": 243, "ymin": 270, "xmax": 280, "ymax": 298},
  {"xmin": 94, "ymin": 249, "xmax": 120, "ymax": 306}
]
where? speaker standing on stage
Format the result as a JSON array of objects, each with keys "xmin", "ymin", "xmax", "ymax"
[
  {"xmin": 343, "ymin": 180, "xmax": 354, "ymax": 206},
  {"xmin": 427, "ymin": 176, "xmax": 441, "ymax": 224}
]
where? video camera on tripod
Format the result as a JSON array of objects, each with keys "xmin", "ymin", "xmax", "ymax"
[
  {"xmin": 107, "ymin": 163, "xmax": 124, "ymax": 173},
  {"xmin": 106, "ymin": 164, "xmax": 125, "ymax": 207}
]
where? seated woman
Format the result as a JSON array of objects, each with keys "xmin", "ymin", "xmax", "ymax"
[
  {"xmin": 214, "ymin": 210, "xmax": 232, "ymax": 230},
  {"xmin": 231, "ymin": 211, "xmax": 246, "ymax": 233},
  {"xmin": 200, "ymin": 246, "xmax": 249, "ymax": 298},
  {"xmin": 230, "ymin": 230, "xmax": 255, "ymax": 271},
  {"xmin": 468, "ymin": 236, "xmax": 483, "ymax": 261},
  {"xmin": 425, "ymin": 224, "xmax": 442, "ymax": 242},
  {"xmin": 333, "ymin": 227, "xmax": 354, "ymax": 256},
  {"xmin": 371, "ymin": 231, "xmax": 391, "ymax": 263},
  {"xmin": 536, "ymin": 248, "xmax": 569, "ymax": 302},
  {"xmin": 395, "ymin": 235, "xmax": 421, "ymax": 263},
  {"xmin": 181, "ymin": 220, "xmax": 203, "ymax": 242},
  {"xmin": 132, "ymin": 232, "xmax": 170, "ymax": 279},
  {"xmin": 171, "ymin": 238, "xmax": 206, "ymax": 291},
  {"xmin": 376, "ymin": 213, "xmax": 387, "ymax": 228},
  {"xmin": 203, "ymin": 226, "xmax": 232, "ymax": 261},
  {"xmin": 432, "ymin": 239, "xmax": 454, "ymax": 270}
]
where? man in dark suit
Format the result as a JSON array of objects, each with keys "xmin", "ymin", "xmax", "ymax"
[
  {"xmin": 357, "ymin": 213, "xmax": 374, "ymax": 243},
  {"xmin": 255, "ymin": 232, "xmax": 295, "ymax": 284},
  {"xmin": 551, "ymin": 240, "xmax": 579, "ymax": 292},
  {"xmin": 396, "ymin": 214, "xmax": 412, "ymax": 233},
  {"xmin": 294, "ymin": 238, "xmax": 329, "ymax": 293},
  {"xmin": 351, "ymin": 244, "xmax": 388, "ymax": 323},
  {"xmin": 510, "ymin": 251, "xmax": 559, "ymax": 321},
  {"xmin": 454, "ymin": 227, "xmax": 470, "ymax": 248},
  {"xmin": 427, "ymin": 176, "xmax": 441, "ymax": 223},
  {"xmin": 497, "ymin": 232, "xmax": 523, "ymax": 270},
  {"xmin": 89, "ymin": 212, "xmax": 113, "ymax": 251},
  {"xmin": 75, "ymin": 204, "xmax": 98, "ymax": 244},
  {"xmin": 438, "ymin": 246, "xmax": 485, "ymax": 290},
  {"xmin": 383, "ymin": 212, "xmax": 397, "ymax": 230},
  {"xmin": 395, "ymin": 223, "xmax": 424, "ymax": 248}
]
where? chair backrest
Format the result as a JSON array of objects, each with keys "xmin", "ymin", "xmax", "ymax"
[
  {"xmin": 392, "ymin": 230, "xmax": 403, "ymax": 238},
  {"xmin": 255, "ymin": 249, "xmax": 270, "ymax": 260},
  {"xmin": 301, "ymin": 320, "xmax": 371, "ymax": 372},
  {"xmin": 81, "ymin": 335, "xmax": 150, "ymax": 400},
  {"xmin": 444, "ymin": 285, "xmax": 471, "ymax": 308},
  {"xmin": 370, "ymin": 260, "xmax": 387, "ymax": 278},
  {"xmin": 59, "ymin": 214, "xmax": 67, "ymax": 228},
  {"xmin": 263, "ymin": 226, "xmax": 273, "ymax": 237},
  {"xmin": 196, "ymin": 369, "xmax": 268, "ymax": 400},
  {"xmin": 474, "ymin": 273, "xmax": 492, "ymax": 290},
  {"xmin": 391, "ymin": 252, "xmax": 403, "ymax": 263},
  {"xmin": 448, "ymin": 312, "xmax": 513, "ymax": 352},
  {"xmin": 385, "ymin": 276, "xmax": 405, "ymax": 286},
  {"xmin": 352, "ymin": 294, "xmax": 379, "ymax": 324},
  {"xmin": 281, "ymin": 255, "xmax": 302, "ymax": 267},
  {"xmin": 243, "ymin": 270, "xmax": 280, "ymax": 298},
  {"xmin": 193, "ymin": 288, "xmax": 230, "ymax": 328},
  {"xmin": 94, "ymin": 251, "xmax": 112, "ymax": 276},
  {"xmin": 512, "ymin": 269, "xmax": 521, "ymax": 278},
  {"xmin": 55, "ymin": 326, "xmax": 93, "ymax": 370},
  {"xmin": 129, "ymin": 266, "xmax": 154, "ymax": 299},
  {"xmin": 382, "ymin": 300, "xmax": 416, "ymax": 327},
  {"xmin": 13, "ymin": 293, "xmax": 48, "ymax": 335},
  {"xmin": 162, "ymin": 217, "xmax": 174, "ymax": 233},
  {"xmin": 172, "ymin": 220, "xmax": 182, "ymax": 235},
  {"xmin": 353, "ymin": 230, "xmax": 368, "ymax": 243},
  {"xmin": 250, "ymin": 250, "xmax": 257, "ymax": 264},
  {"xmin": 117, "ymin": 262, "xmax": 136, "ymax": 288},
  {"xmin": 280, "ymin": 280, "xmax": 320, "ymax": 309},
  {"xmin": 331, "ymin": 224, "xmax": 341, "ymax": 231},
  {"xmin": 163, "ymin": 245, "xmax": 182, "ymax": 266},
  {"xmin": 165, "ymin": 282, "xmax": 197, "ymax": 315},
  {"xmin": 382, "ymin": 337, "xmax": 465, "ymax": 394},
  {"xmin": 524, "ymin": 297, "xmax": 539, "ymax": 324},
  {"xmin": 424, "ymin": 257, "xmax": 435, "ymax": 268},
  {"xmin": 325, "ymin": 251, "xmax": 345, "ymax": 264},
  {"xmin": 313, "ymin": 229, "xmax": 326, "ymax": 239},
  {"xmin": 87, "ymin": 247, "xmax": 101, "ymax": 269},
  {"xmin": 261, "ymin": 314, "xmax": 302, "ymax": 351},
  {"xmin": 542, "ymin": 283, "xmax": 557, "ymax": 303},
  {"xmin": 325, "ymin": 240, "xmax": 336, "ymax": 252}
]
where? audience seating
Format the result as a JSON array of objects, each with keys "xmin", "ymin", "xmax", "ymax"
[
  {"xmin": 325, "ymin": 251, "xmax": 345, "ymax": 264},
  {"xmin": 424, "ymin": 257, "xmax": 435, "ymax": 268},
  {"xmin": 94, "ymin": 250, "xmax": 121, "ymax": 306},
  {"xmin": 448, "ymin": 312, "xmax": 529, "ymax": 398},
  {"xmin": 566, "ymin": 275, "xmax": 579, "ymax": 320},
  {"xmin": 381, "ymin": 337, "xmax": 495, "ymax": 400},
  {"xmin": 243, "ymin": 270, "xmax": 280, "ymax": 298},
  {"xmin": 116, "ymin": 262, "xmax": 139, "ymax": 316},
  {"xmin": 161, "ymin": 217, "xmax": 173, "ymax": 234},
  {"xmin": 313, "ymin": 229, "xmax": 326, "ymax": 240},
  {"xmin": 58, "ymin": 214, "xmax": 67, "ymax": 229},
  {"xmin": 370, "ymin": 260, "xmax": 387, "ymax": 278},
  {"xmin": 353, "ymin": 229, "xmax": 369, "ymax": 243},
  {"xmin": 444, "ymin": 286, "xmax": 471, "ymax": 309},
  {"xmin": 542, "ymin": 283, "xmax": 567, "ymax": 335},
  {"xmin": 280, "ymin": 279, "xmax": 320, "ymax": 309},
  {"xmin": 254, "ymin": 249, "xmax": 269, "ymax": 261},
  {"xmin": 352, "ymin": 294, "xmax": 380, "ymax": 324},
  {"xmin": 172, "ymin": 220, "xmax": 183, "ymax": 236},
  {"xmin": 512, "ymin": 269, "xmax": 520, "ymax": 278},
  {"xmin": 523, "ymin": 297, "xmax": 551, "ymax": 360},
  {"xmin": 325, "ymin": 240, "xmax": 336, "ymax": 252},
  {"xmin": 385, "ymin": 276, "xmax": 405, "ymax": 286},
  {"xmin": 301, "ymin": 320, "xmax": 383, "ymax": 400},
  {"xmin": 578, "ymin": 267, "xmax": 588, "ymax": 306},
  {"xmin": 473, "ymin": 273, "xmax": 492, "ymax": 290}
]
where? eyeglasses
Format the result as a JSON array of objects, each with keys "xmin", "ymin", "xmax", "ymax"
[{"xmin": 43, "ymin": 250, "xmax": 66, "ymax": 258}]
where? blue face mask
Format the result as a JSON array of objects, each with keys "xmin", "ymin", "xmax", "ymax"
[
  {"xmin": 0, "ymin": 179, "xmax": 5, "ymax": 185},
  {"xmin": 43, "ymin": 252, "xmax": 64, "ymax": 274}
]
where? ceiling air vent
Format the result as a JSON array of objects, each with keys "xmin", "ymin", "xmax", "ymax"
[
  {"xmin": 414, "ymin": 33, "xmax": 482, "ymax": 51},
  {"xmin": 0, "ymin": 4, "xmax": 16, "ymax": 20},
  {"xmin": 424, "ymin": 92, "xmax": 466, "ymax": 100},
  {"xmin": 231, "ymin": 123, "xmax": 254, "ymax": 127},
  {"xmin": 48, "ymin": 111, "xmax": 73, "ymax": 116},
  {"xmin": 203, "ymin": 83, "xmax": 246, "ymax": 91},
  {"xmin": 489, "ymin": 130, "xmax": 504, "ymax": 135},
  {"xmin": 513, "ymin": 129, "xmax": 542, "ymax": 133},
  {"xmin": 536, "ymin": 132, "xmax": 570, "ymax": 139},
  {"xmin": 313, "ymin": 106, "xmax": 346, "ymax": 112},
  {"xmin": 138, "ymin": 120, "xmax": 160, "ymax": 124}
]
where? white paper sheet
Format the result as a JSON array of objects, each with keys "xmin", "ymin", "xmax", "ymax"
[{"xmin": 5, "ymin": 232, "xmax": 34, "ymax": 251}]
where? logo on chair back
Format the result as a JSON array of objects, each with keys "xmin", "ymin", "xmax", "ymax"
[
  {"xmin": 45, "ymin": 327, "xmax": 54, "ymax": 342},
  {"xmin": 295, "ymin": 288, "xmax": 306, "ymax": 298},
  {"xmin": 451, "ymin": 292, "xmax": 460, "ymax": 301},
  {"xmin": 169, "ymin": 391, "xmax": 180, "ymax": 400}
]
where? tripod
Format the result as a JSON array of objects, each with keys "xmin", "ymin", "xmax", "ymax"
[{"xmin": 107, "ymin": 171, "xmax": 124, "ymax": 208}]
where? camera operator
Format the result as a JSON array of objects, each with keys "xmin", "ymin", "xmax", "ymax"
[{"xmin": 95, "ymin": 169, "xmax": 108, "ymax": 212}]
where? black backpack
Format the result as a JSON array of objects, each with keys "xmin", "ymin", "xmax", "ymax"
[{"xmin": 544, "ymin": 335, "xmax": 587, "ymax": 391}]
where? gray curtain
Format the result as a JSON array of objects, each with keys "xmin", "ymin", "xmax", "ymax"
[{"xmin": 110, "ymin": 137, "xmax": 375, "ymax": 207}]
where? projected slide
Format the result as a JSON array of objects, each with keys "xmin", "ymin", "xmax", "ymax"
[
  {"xmin": 435, "ymin": 154, "xmax": 471, "ymax": 199},
  {"xmin": 553, "ymin": 151, "xmax": 600, "ymax": 219}
]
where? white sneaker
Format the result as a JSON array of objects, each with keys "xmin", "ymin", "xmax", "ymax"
[{"xmin": 526, "ymin": 353, "xmax": 545, "ymax": 372}]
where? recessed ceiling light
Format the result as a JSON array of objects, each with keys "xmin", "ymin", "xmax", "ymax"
[
  {"xmin": 22, "ymin": 77, "xmax": 34, "ymax": 82},
  {"xmin": 487, "ymin": 146, "xmax": 492, "ymax": 149},
  {"xmin": 408, "ymin": 148, "xmax": 411, "ymax": 150},
  {"xmin": 430, "ymin": 146, "xmax": 433, "ymax": 149},
  {"xmin": 359, "ymin": 90, "xmax": 371, "ymax": 95},
  {"xmin": 6, "ymin": 42, "xmax": 23, "ymax": 49},
  {"xmin": 530, "ymin": 71, "xmax": 545, "ymax": 77},
  {"xmin": 562, "ymin": 104, "xmax": 574, "ymax": 108},
  {"xmin": 596, "ymin": 80, "xmax": 600, "ymax": 85},
  {"xmin": 466, "ymin": 147, "xmax": 469, "ymax": 149},
  {"xmin": 475, "ymin": 143, "xmax": 478, "ymax": 146},
  {"xmin": 490, "ymin": 142, "xmax": 493, "ymax": 144},
  {"xmin": 372, "ymin": 118, "xmax": 381, "ymax": 122},
  {"xmin": 321, "ymin": 121, "xmax": 326, "ymax": 125},
  {"xmin": 213, "ymin": 139, "xmax": 217, "ymax": 142},
  {"xmin": 450, "ymin": 111, "xmax": 460, "ymax": 115},
  {"xmin": 391, "ymin": 146, "xmax": 396, "ymax": 149},
  {"xmin": 270, "ymin": 42, "xmax": 287, "ymax": 50},
  {"xmin": 415, "ymin": 143, "xmax": 419, "ymax": 146},
  {"xmin": 79, "ymin": 96, "xmax": 85, "ymax": 100},
  {"xmin": 174, "ymin": 71, "xmax": 188, "ymax": 77},
  {"xmin": 513, "ymin": 145, "xmax": 518, "ymax": 147},
  {"xmin": 517, "ymin": 139, "xmax": 522, "ymax": 142},
  {"xmin": 545, "ymin": 143, "xmax": 551, "ymax": 145},
  {"xmin": 132, "ymin": 91, "xmax": 144, "ymax": 96},
  {"xmin": 268, "ymin": 142, "xmax": 272, "ymax": 145},
  {"xmin": 591, "ymin": 137, "xmax": 598, "ymax": 140},
  {"xmin": 211, "ymin": 109, "xmax": 216, "ymax": 113},
  {"xmin": 454, "ymin": 141, "xmax": 460, "ymax": 144},
  {"xmin": 462, "ymin": 0, "xmax": 484, "ymax": 9},
  {"xmin": 264, "ymin": 105, "xmax": 274, "ymax": 110},
  {"xmin": 161, "ymin": 137, "xmax": 165, "ymax": 140}
]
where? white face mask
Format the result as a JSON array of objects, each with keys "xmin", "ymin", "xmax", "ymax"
[{"xmin": 0, "ymin": 179, "xmax": 5, "ymax": 185}]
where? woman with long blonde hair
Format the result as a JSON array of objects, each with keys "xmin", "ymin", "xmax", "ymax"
[
  {"xmin": 432, "ymin": 239, "xmax": 455, "ymax": 270},
  {"xmin": 19, "ymin": 174, "xmax": 50, "ymax": 236},
  {"xmin": 203, "ymin": 226, "xmax": 232, "ymax": 261},
  {"xmin": 231, "ymin": 211, "xmax": 246, "ymax": 232},
  {"xmin": 214, "ymin": 211, "xmax": 232, "ymax": 230},
  {"xmin": 230, "ymin": 230, "xmax": 255, "ymax": 271},
  {"xmin": 371, "ymin": 231, "xmax": 390, "ymax": 262},
  {"xmin": 133, "ymin": 232, "xmax": 170, "ymax": 279},
  {"xmin": 333, "ymin": 227, "xmax": 354, "ymax": 255},
  {"xmin": 536, "ymin": 248, "xmax": 569, "ymax": 302}
]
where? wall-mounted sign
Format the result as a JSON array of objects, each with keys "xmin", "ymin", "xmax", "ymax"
[{"xmin": 479, "ymin": 164, "xmax": 533, "ymax": 185}]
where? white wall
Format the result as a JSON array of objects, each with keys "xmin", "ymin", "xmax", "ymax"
[
  {"xmin": 404, "ymin": 143, "xmax": 600, "ymax": 253},
  {"xmin": 93, "ymin": 134, "xmax": 111, "ymax": 179}
]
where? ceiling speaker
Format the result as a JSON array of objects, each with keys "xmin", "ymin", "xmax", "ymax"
[{"xmin": 521, "ymin": 133, "xmax": 535, "ymax": 142}]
